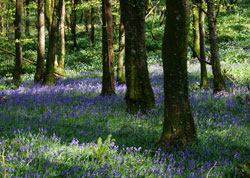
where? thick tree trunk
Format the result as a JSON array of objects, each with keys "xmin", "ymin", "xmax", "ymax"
[
  {"xmin": 117, "ymin": 19, "xmax": 126, "ymax": 85},
  {"xmin": 25, "ymin": 0, "xmax": 30, "ymax": 36},
  {"xmin": 71, "ymin": 0, "xmax": 77, "ymax": 49},
  {"xmin": 207, "ymin": 0, "xmax": 226, "ymax": 92},
  {"xmin": 91, "ymin": 6, "xmax": 95, "ymax": 46},
  {"xmin": 58, "ymin": 0, "xmax": 65, "ymax": 75},
  {"xmin": 120, "ymin": 0, "xmax": 155, "ymax": 114},
  {"xmin": 43, "ymin": 0, "xmax": 60, "ymax": 85},
  {"xmin": 13, "ymin": 0, "xmax": 22, "ymax": 86},
  {"xmin": 159, "ymin": 0, "xmax": 196, "ymax": 147},
  {"xmin": 192, "ymin": 4, "xmax": 200, "ymax": 58},
  {"xmin": 35, "ymin": 0, "xmax": 45, "ymax": 83},
  {"xmin": 199, "ymin": 0, "xmax": 208, "ymax": 88},
  {"xmin": 101, "ymin": 0, "xmax": 115, "ymax": 96}
]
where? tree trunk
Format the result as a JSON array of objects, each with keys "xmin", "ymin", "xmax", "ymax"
[
  {"xmin": 117, "ymin": 16, "xmax": 125, "ymax": 85},
  {"xmin": 25, "ymin": 0, "xmax": 30, "ymax": 37},
  {"xmin": 192, "ymin": 4, "xmax": 200, "ymax": 58},
  {"xmin": 90, "ymin": 6, "xmax": 95, "ymax": 46},
  {"xmin": 13, "ymin": 0, "xmax": 22, "ymax": 86},
  {"xmin": 199, "ymin": 0, "xmax": 208, "ymax": 88},
  {"xmin": 71, "ymin": 0, "xmax": 77, "ymax": 49},
  {"xmin": 159, "ymin": 0, "xmax": 196, "ymax": 147},
  {"xmin": 35, "ymin": 0, "xmax": 45, "ymax": 83},
  {"xmin": 85, "ymin": 0, "xmax": 89, "ymax": 34},
  {"xmin": 58, "ymin": 0, "xmax": 65, "ymax": 75},
  {"xmin": 101, "ymin": 0, "xmax": 115, "ymax": 96},
  {"xmin": 207, "ymin": 0, "xmax": 226, "ymax": 93},
  {"xmin": 43, "ymin": 0, "xmax": 60, "ymax": 85},
  {"xmin": 0, "ymin": 0, "xmax": 4, "ymax": 35},
  {"xmin": 120, "ymin": 0, "xmax": 155, "ymax": 114}
]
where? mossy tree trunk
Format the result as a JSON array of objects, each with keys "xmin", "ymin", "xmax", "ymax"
[
  {"xmin": 43, "ymin": 0, "xmax": 61, "ymax": 85},
  {"xmin": 120, "ymin": 0, "xmax": 155, "ymax": 114},
  {"xmin": 58, "ymin": 0, "xmax": 65, "ymax": 75},
  {"xmin": 35, "ymin": 0, "xmax": 45, "ymax": 83},
  {"xmin": 25, "ymin": 0, "xmax": 30, "ymax": 37},
  {"xmin": 159, "ymin": 0, "xmax": 196, "ymax": 147},
  {"xmin": 117, "ymin": 14, "xmax": 125, "ymax": 85},
  {"xmin": 199, "ymin": 0, "xmax": 208, "ymax": 88},
  {"xmin": 101, "ymin": 0, "xmax": 115, "ymax": 96},
  {"xmin": 206, "ymin": 0, "xmax": 226, "ymax": 93},
  {"xmin": 13, "ymin": 0, "xmax": 22, "ymax": 86},
  {"xmin": 192, "ymin": 4, "xmax": 200, "ymax": 58}
]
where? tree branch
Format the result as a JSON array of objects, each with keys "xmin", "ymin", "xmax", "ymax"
[
  {"xmin": 188, "ymin": 43, "xmax": 212, "ymax": 65},
  {"xmin": 145, "ymin": 0, "xmax": 160, "ymax": 19},
  {"xmin": 191, "ymin": 0, "xmax": 209, "ymax": 17}
]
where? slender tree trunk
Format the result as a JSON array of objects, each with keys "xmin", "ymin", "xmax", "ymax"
[
  {"xmin": 199, "ymin": 0, "xmax": 208, "ymax": 88},
  {"xmin": 192, "ymin": 4, "xmax": 200, "ymax": 58},
  {"xmin": 117, "ymin": 17, "xmax": 125, "ymax": 85},
  {"xmin": 0, "ymin": 0, "xmax": 4, "ymax": 35},
  {"xmin": 35, "ymin": 0, "xmax": 45, "ymax": 83},
  {"xmin": 58, "ymin": 0, "xmax": 65, "ymax": 75},
  {"xmin": 90, "ymin": 6, "xmax": 95, "ymax": 46},
  {"xmin": 43, "ymin": 0, "xmax": 61, "ymax": 85},
  {"xmin": 85, "ymin": 0, "xmax": 89, "ymax": 34},
  {"xmin": 207, "ymin": 0, "xmax": 226, "ymax": 92},
  {"xmin": 13, "ymin": 0, "xmax": 22, "ymax": 86},
  {"xmin": 101, "ymin": 0, "xmax": 115, "ymax": 96},
  {"xmin": 159, "ymin": 0, "xmax": 196, "ymax": 147},
  {"xmin": 71, "ymin": 0, "xmax": 77, "ymax": 49},
  {"xmin": 25, "ymin": 0, "xmax": 30, "ymax": 36},
  {"xmin": 120, "ymin": 0, "xmax": 155, "ymax": 114}
]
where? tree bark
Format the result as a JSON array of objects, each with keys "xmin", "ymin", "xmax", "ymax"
[
  {"xmin": 120, "ymin": 0, "xmax": 155, "ymax": 114},
  {"xmin": 35, "ymin": 0, "xmax": 45, "ymax": 83},
  {"xmin": 90, "ymin": 6, "xmax": 95, "ymax": 46},
  {"xmin": 192, "ymin": 4, "xmax": 200, "ymax": 58},
  {"xmin": 71, "ymin": 0, "xmax": 77, "ymax": 49},
  {"xmin": 207, "ymin": 0, "xmax": 226, "ymax": 93},
  {"xmin": 159, "ymin": 0, "xmax": 196, "ymax": 147},
  {"xmin": 13, "ymin": 0, "xmax": 22, "ymax": 86},
  {"xmin": 43, "ymin": 0, "xmax": 61, "ymax": 85},
  {"xmin": 58, "ymin": 0, "xmax": 65, "ymax": 75},
  {"xmin": 199, "ymin": 0, "xmax": 208, "ymax": 88},
  {"xmin": 25, "ymin": 0, "xmax": 30, "ymax": 36},
  {"xmin": 117, "ymin": 18, "xmax": 126, "ymax": 85},
  {"xmin": 101, "ymin": 0, "xmax": 115, "ymax": 96},
  {"xmin": 85, "ymin": 0, "xmax": 89, "ymax": 34}
]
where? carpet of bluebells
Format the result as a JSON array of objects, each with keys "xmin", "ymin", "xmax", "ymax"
[{"xmin": 0, "ymin": 63, "xmax": 250, "ymax": 178}]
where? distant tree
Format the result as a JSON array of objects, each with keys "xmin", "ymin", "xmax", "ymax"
[
  {"xmin": 35, "ymin": 0, "xmax": 45, "ymax": 83},
  {"xmin": 13, "ymin": 0, "xmax": 22, "ymax": 86},
  {"xmin": 101, "ymin": 0, "xmax": 115, "ymax": 96},
  {"xmin": 43, "ymin": 0, "xmax": 61, "ymax": 85},
  {"xmin": 192, "ymin": 3, "xmax": 200, "ymax": 58},
  {"xmin": 199, "ymin": 0, "xmax": 208, "ymax": 88},
  {"xmin": 158, "ymin": 0, "xmax": 196, "ymax": 147},
  {"xmin": 206, "ymin": 0, "xmax": 226, "ymax": 92},
  {"xmin": 116, "ymin": 12, "xmax": 125, "ymax": 85},
  {"xmin": 90, "ymin": 4, "xmax": 95, "ymax": 45},
  {"xmin": 25, "ymin": 0, "xmax": 30, "ymax": 36},
  {"xmin": 71, "ymin": 0, "xmax": 77, "ymax": 49},
  {"xmin": 85, "ymin": 0, "xmax": 90, "ymax": 34},
  {"xmin": 120, "ymin": 0, "xmax": 155, "ymax": 113}
]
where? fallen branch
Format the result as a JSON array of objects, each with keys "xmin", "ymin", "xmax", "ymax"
[
  {"xmin": 145, "ymin": 0, "xmax": 160, "ymax": 19},
  {"xmin": 188, "ymin": 42, "xmax": 212, "ymax": 65},
  {"xmin": 206, "ymin": 161, "xmax": 217, "ymax": 178},
  {"xmin": 0, "ymin": 47, "xmax": 66, "ymax": 78},
  {"xmin": 222, "ymin": 69, "xmax": 237, "ymax": 86}
]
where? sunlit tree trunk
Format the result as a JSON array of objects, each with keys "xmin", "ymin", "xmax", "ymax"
[
  {"xmin": 13, "ymin": 0, "xmax": 22, "ymax": 86},
  {"xmin": 101, "ymin": 0, "xmax": 115, "ymax": 96},
  {"xmin": 35, "ymin": 0, "xmax": 45, "ymax": 83},
  {"xmin": 159, "ymin": 0, "xmax": 196, "ymax": 147},
  {"xmin": 117, "ymin": 18, "xmax": 126, "ymax": 85},
  {"xmin": 199, "ymin": 0, "xmax": 208, "ymax": 88},
  {"xmin": 58, "ymin": 0, "xmax": 65, "ymax": 75},
  {"xmin": 207, "ymin": 0, "xmax": 226, "ymax": 92},
  {"xmin": 192, "ymin": 4, "xmax": 200, "ymax": 58},
  {"xmin": 43, "ymin": 0, "xmax": 61, "ymax": 85},
  {"xmin": 120, "ymin": 0, "xmax": 155, "ymax": 114}
]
